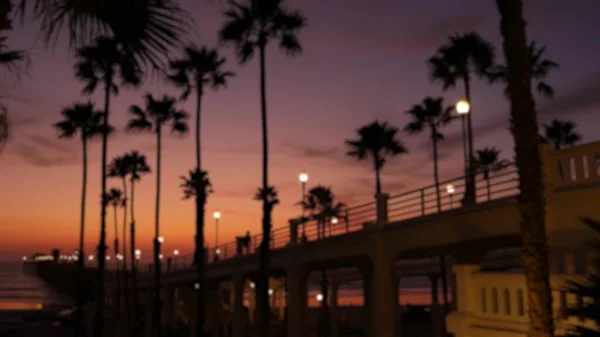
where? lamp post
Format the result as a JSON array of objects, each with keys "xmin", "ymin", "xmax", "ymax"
[
  {"xmin": 299, "ymin": 172, "xmax": 308, "ymax": 239},
  {"xmin": 446, "ymin": 184, "xmax": 455, "ymax": 209},
  {"xmin": 331, "ymin": 217, "xmax": 339, "ymax": 236},
  {"xmin": 213, "ymin": 211, "xmax": 221, "ymax": 261},
  {"xmin": 456, "ymin": 99, "xmax": 474, "ymax": 204}
]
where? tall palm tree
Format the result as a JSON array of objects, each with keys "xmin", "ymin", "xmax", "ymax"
[
  {"xmin": 107, "ymin": 155, "xmax": 132, "ymax": 314},
  {"xmin": 541, "ymin": 119, "xmax": 582, "ymax": 150},
  {"xmin": 345, "ymin": 121, "xmax": 408, "ymax": 196},
  {"xmin": 17, "ymin": 0, "xmax": 190, "ymax": 69},
  {"xmin": 404, "ymin": 97, "xmax": 453, "ymax": 212},
  {"xmin": 495, "ymin": 1, "xmax": 555, "ymax": 336},
  {"xmin": 104, "ymin": 187, "xmax": 123, "ymax": 321},
  {"xmin": 126, "ymin": 94, "xmax": 188, "ymax": 336},
  {"xmin": 219, "ymin": 1, "xmax": 306, "ymax": 332},
  {"xmin": 490, "ymin": 41, "xmax": 559, "ymax": 99},
  {"xmin": 74, "ymin": 36, "xmax": 141, "ymax": 337},
  {"xmin": 53, "ymin": 102, "xmax": 107, "ymax": 337},
  {"xmin": 167, "ymin": 47, "xmax": 233, "ymax": 336},
  {"xmin": 303, "ymin": 185, "xmax": 344, "ymax": 337},
  {"xmin": 473, "ymin": 147, "xmax": 509, "ymax": 201},
  {"xmin": 428, "ymin": 32, "xmax": 495, "ymax": 204},
  {"xmin": 121, "ymin": 150, "xmax": 150, "ymax": 332}
]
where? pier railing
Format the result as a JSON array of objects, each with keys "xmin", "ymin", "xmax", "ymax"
[{"xmin": 169, "ymin": 163, "xmax": 520, "ymax": 270}]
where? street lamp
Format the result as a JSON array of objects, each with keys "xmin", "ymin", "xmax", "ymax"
[
  {"xmin": 456, "ymin": 99, "xmax": 475, "ymax": 204},
  {"xmin": 22, "ymin": 256, "xmax": 27, "ymax": 261},
  {"xmin": 250, "ymin": 282, "xmax": 256, "ymax": 289},
  {"xmin": 159, "ymin": 254, "xmax": 163, "ymax": 260},
  {"xmin": 447, "ymin": 184, "xmax": 455, "ymax": 208},
  {"xmin": 173, "ymin": 249, "xmax": 179, "ymax": 256},
  {"xmin": 157, "ymin": 237, "xmax": 164, "ymax": 244},
  {"xmin": 299, "ymin": 171, "xmax": 308, "ymax": 238},
  {"xmin": 316, "ymin": 293, "xmax": 324, "ymax": 302},
  {"xmin": 88, "ymin": 255, "xmax": 94, "ymax": 261},
  {"xmin": 213, "ymin": 211, "xmax": 221, "ymax": 257}
]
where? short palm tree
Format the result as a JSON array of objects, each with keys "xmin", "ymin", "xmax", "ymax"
[
  {"xmin": 495, "ymin": 1, "xmax": 556, "ymax": 336},
  {"xmin": 53, "ymin": 102, "xmax": 107, "ymax": 336},
  {"xmin": 126, "ymin": 94, "xmax": 188, "ymax": 335},
  {"xmin": 428, "ymin": 32, "xmax": 495, "ymax": 204},
  {"xmin": 404, "ymin": 97, "xmax": 453, "ymax": 212},
  {"xmin": 107, "ymin": 155, "xmax": 132, "ymax": 314},
  {"xmin": 18, "ymin": 0, "xmax": 190, "ymax": 69},
  {"xmin": 121, "ymin": 150, "xmax": 150, "ymax": 330},
  {"xmin": 473, "ymin": 147, "xmax": 509, "ymax": 201},
  {"xmin": 541, "ymin": 119, "xmax": 582, "ymax": 150},
  {"xmin": 219, "ymin": 1, "xmax": 306, "ymax": 332},
  {"xmin": 75, "ymin": 36, "xmax": 141, "ymax": 336},
  {"xmin": 104, "ymin": 187, "xmax": 123, "ymax": 320},
  {"xmin": 345, "ymin": 121, "xmax": 408, "ymax": 197},
  {"xmin": 490, "ymin": 41, "xmax": 559, "ymax": 99}
]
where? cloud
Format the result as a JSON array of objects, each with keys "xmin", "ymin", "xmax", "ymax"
[{"xmin": 12, "ymin": 134, "xmax": 79, "ymax": 167}]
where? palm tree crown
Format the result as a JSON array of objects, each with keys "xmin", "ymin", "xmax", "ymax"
[
  {"xmin": 124, "ymin": 151, "xmax": 151, "ymax": 181},
  {"xmin": 541, "ymin": 119, "xmax": 582, "ymax": 150},
  {"xmin": 428, "ymin": 32, "xmax": 495, "ymax": 88},
  {"xmin": 127, "ymin": 94, "xmax": 189, "ymax": 134},
  {"xmin": 219, "ymin": 0, "xmax": 306, "ymax": 62},
  {"xmin": 168, "ymin": 46, "xmax": 235, "ymax": 100},
  {"xmin": 490, "ymin": 41, "xmax": 559, "ymax": 99},
  {"xmin": 473, "ymin": 147, "xmax": 508, "ymax": 179},
  {"xmin": 75, "ymin": 36, "xmax": 142, "ymax": 95},
  {"xmin": 18, "ymin": 0, "xmax": 190, "ymax": 69},
  {"xmin": 54, "ymin": 102, "xmax": 109, "ymax": 140},
  {"xmin": 404, "ymin": 97, "xmax": 454, "ymax": 140},
  {"xmin": 104, "ymin": 188, "xmax": 123, "ymax": 208},
  {"xmin": 180, "ymin": 169, "xmax": 213, "ymax": 200},
  {"xmin": 346, "ymin": 121, "xmax": 407, "ymax": 196}
]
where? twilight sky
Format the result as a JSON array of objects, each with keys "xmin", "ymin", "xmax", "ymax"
[{"xmin": 1, "ymin": 0, "xmax": 599, "ymax": 261}]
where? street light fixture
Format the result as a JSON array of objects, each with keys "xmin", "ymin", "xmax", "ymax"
[
  {"xmin": 456, "ymin": 99, "xmax": 470, "ymax": 114},
  {"xmin": 22, "ymin": 256, "xmax": 27, "ymax": 261},
  {"xmin": 447, "ymin": 184, "xmax": 455, "ymax": 209},
  {"xmin": 213, "ymin": 211, "xmax": 221, "ymax": 258},
  {"xmin": 299, "ymin": 171, "xmax": 309, "ymax": 239},
  {"xmin": 456, "ymin": 98, "xmax": 475, "ymax": 204},
  {"xmin": 157, "ymin": 237, "xmax": 164, "ymax": 244},
  {"xmin": 173, "ymin": 249, "xmax": 179, "ymax": 256},
  {"xmin": 88, "ymin": 255, "xmax": 94, "ymax": 261},
  {"xmin": 316, "ymin": 293, "xmax": 324, "ymax": 302}
]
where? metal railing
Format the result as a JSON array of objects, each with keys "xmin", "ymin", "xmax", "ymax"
[{"xmin": 168, "ymin": 164, "xmax": 520, "ymax": 272}]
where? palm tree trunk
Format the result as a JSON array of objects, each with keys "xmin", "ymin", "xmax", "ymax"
[
  {"xmin": 94, "ymin": 83, "xmax": 110, "ymax": 337},
  {"xmin": 320, "ymin": 268, "xmax": 329, "ymax": 337},
  {"xmin": 375, "ymin": 166, "xmax": 382, "ymax": 196},
  {"xmin": 195, "ymin": 87, "xmax": 208, "ymax": 337},
  {"xmin": 258, "ymin": 41, "xmax": 272, "ymax": 337},
  {"xmin": 114, "ymin": 205, "xmax": 121, "ymax": 321},
  {"xmin": 121, "ymin": 178, "xmax": 130, "ymax": 316},
  {"xmin": 130, "ymin": 179, "xmax": 139, "ymax": 336},
  {"xmin": 495, "ymin": 2, "xmax": 554, "ymax": 337},
  {"xmin": 74, "ymin": 136, "xmax": 87, "ymax": 337},
  {"xmin": 196, "ymin": 89, "xmax": 203, "ymax": 171},
  {"xmin": 153, "ymin": 128, "xmax": 162, "ymax": 337},
  {"xmin": 432, "ymin": 133, "xmax": 441, "ymax": 212},
  {"xmin": 463, "ymin": 75, "xmax": 476, "ymax": 204}
]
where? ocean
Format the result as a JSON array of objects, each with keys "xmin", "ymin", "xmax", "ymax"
[{"xmin": 0, "ymin": 262, "xmax": 72, "ymax": 313}]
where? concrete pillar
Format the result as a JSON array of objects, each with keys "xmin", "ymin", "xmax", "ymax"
[
  {"xmin": 232, "ymin": 273, "xmax": 245, "ymax": 337},
  {"xmin": 277, "ymin": 287, "xmax": 285, "ymax": 320},
  {"xmin": 330, "ymin": 281, "xmax": 340, "ymax": 337},
  {"xmin": 452, "ymin": 265, "xmax": 480, "ymax": 313},
  {"xmin": 287, "ymin": 265, "xmax": 308, "ymax": 337},
  {"xmin": 209, "ymin": 284, "xmax": 221, "ymax": 337},
  {"xmin": 289, "ymin": 218, "xmax": 300, "ymax": 245},
  {"xmin": 428, "ymin": 275, "xmax": 442, "ymax": 337},
  {"xmin": 363, "ymin": 253, "xmax": 396, "ymax": 337},
  {"xmin": 188, "ymin": 284, "xmax": 198, "ymax": 337},
  {"xmin": 376, "ymin": 194, "xmax": 389, "ymax": 224}
]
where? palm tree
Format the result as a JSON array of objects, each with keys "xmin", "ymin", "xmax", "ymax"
[
  {"xmin": 219, "ymin": 1, "xmax": 306, "ymax": 332},
  {"xmin": 428, "ymin": 32, "xmax": 495, "ymax": 204},
  {"xmin": 107, "ymin": 155, "xmax": 132, "ymax": 314},
  {"xmin": 127, "ymin": 94, "xmax": 188, "ymax": 335},
  {"xmin": 0, "ymin": 36, "xmax": 29, "ymax": 73},
  {"xmin": 53, "ymin": 102, "xmax": 107, "ymax": 337},
  {"xmin": 121, "ymin": 150, "xmax": 150, "ymax": 332},
  {"xmin": 490, "ymin": 41, "xmax": 559, "ymax": 99},
  {"xmin": 473, "ymin": 147, "xmax": 509, "ymax": 200},
  {"xmin": 404, "ymin": 97, "xmax": 453, "ymax": 212},
  {"xmin": 74, "ymin": 36, "xmax": 141, "ymax": 336},
  {"xmin": 541, "ymin": 119, "xmax": 582, "ymax": 150},
  {"xmin": 495, "ymin": 1, "xmax": 555, "ymax": 336},
  {"xmin": 17, "ymin": 0, "xmax": 190, "ymax": 69},
  {"xmin": 104, "ymin": 187, "xmax": 123, "ymax": 321},
  {"xmin": 345, "ymin": 121, "xmax": 408, "ymax": 196},
  {"xmin": 167, "ymin": 47, "xmax": 233, "ymax": 335},
  {"xmin": 303, "ymin": 185, "xmax": 344, "ymax": 337}
]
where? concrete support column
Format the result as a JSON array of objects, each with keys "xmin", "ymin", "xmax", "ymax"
[
  {"xmin": 330, "ymin": 281, "xmax": 340, "ymax": 337},
  {"xmin": 428, "ymin": 275, "xmax": 442, "ymax": 337},
  {"xmin": 376, "ymin": 194, "xmax": 389, "ymax": 225},
  {"xmin": 188, "ymin": 284, "xmax": 198, "ymax": 337},
  {"xmin": 278, "ymin": 287, "xmax": 285, "ymax": 321},
  {"xmin": 232, "ymin": 273, "xmax": 245, "ymax": 337},
  {"xmin": 363, "ymin": 255, "xmax": 397, "ymax": 337},
  {"xmin": 287, "ymin": 265, "xmax": 308, "ymax": 337},
  {"xmin": 446, "ymin": 265, "xmax": 480, "ymax": 337},
  {"xmin": 209, "ymin": 284, "xmax": 221, "ymax": 337}
]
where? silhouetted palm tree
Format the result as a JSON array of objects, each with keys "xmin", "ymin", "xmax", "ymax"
[
  {"xmin": 18, "ymin": 0, "xmax": 190, "ymax": 69},
  {"xmin": 54, "ymin": 102, "xmax": 107, "ymax": 336},
  {"xmin": 346, "ymin": 121, "xmax": 408, "ymax": 196},
  {"xmin": 107, "ymin": 155, "xmax": 132, "ymax": 314},
  {"xmin": 219, "ymin": 1, "xmax": 306, "ymax": 332},
  {"xmin": 541, "ymin": 119, "xmax": 582, "ymax": 150},
  {"xmin": 490, "ymin": 41, "xmax": 559, "ymax": 99},
  {"xmin": 121, "ymin": 150, "xmax": 150, "ymax": 330},
  {"xmin": 75, "ymin": 36, "xmax": 141, "ymax": 336},
  {"xmin": 104, "ymin": 187, "xmax": 123, "ymax": 321},
  {"xmin": 168, "ymin": 47, "xmax": 233, "ymax": 334},
  {"xmin": 0, "ymin": 36, "xmax": 29, "ymax": 73},
  {"xmin": 473, "ymin": 147, "xmax": 508, "ymax": 201},
  {"xmin": 495, "ymin": 1, "xmax": 555, "ymax": 336},
  {"xmin": 404, "ymin": 97, "xmax": 453, "ymax": 212},
  {"xmin": 127, "ymin": 94, "xmax": 188, "ymax": 335},
  {"xmin": 428, "ymin": 32, "xmax": 495, "ymax": 204}
]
